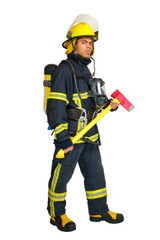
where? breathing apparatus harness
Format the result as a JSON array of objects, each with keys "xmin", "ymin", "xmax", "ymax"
[
  {"xmin": 62, "ymin": 59, "xmax": 110, "ymax": 137},
  {"xmin": 62, "ymin": 60, "xmax": 95, "ymax": 131}
]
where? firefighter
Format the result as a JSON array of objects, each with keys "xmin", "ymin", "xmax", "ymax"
[{"xmin": 46, "ymin": 14, "xmax": 124, "ymax": 232}]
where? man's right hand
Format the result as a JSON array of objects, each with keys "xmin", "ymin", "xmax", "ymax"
[{"xmin": 64, "ymin": 146, "xmax": 74, "ymax": 153}]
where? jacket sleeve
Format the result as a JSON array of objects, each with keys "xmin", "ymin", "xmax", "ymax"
[{"xmin": 46, "ymin": 64, "xmax": 73, "ymax": 146}]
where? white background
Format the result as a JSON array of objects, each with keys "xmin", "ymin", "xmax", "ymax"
[{"xmin": 0, "ymin": 0, "xmax": 160, "ymax": 239}]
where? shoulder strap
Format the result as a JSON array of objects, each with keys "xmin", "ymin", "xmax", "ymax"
[
  {"xmin": 60, "ymin": 60, "xmax": 76, "ymax": 76},
  {"xmin": 61, "ymin": 60, "xmax": 84, "ymax": 107}
]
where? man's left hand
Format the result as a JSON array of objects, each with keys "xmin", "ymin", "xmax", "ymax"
[{"xmin": 110, "ymin": 101, "xmax": 119, "ymax": 110}]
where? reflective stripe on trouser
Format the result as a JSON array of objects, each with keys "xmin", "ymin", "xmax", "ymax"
[
  {"xmin": 47, "ymin": 143, "xmax": 109, "ymax": 217},
  {"xmin": 86, "ymin": 187, "xmax": 107, "ymax": 199},
  {"xmin": 48, "ymin": 145, "xmax": 83, "ymax": 217},
  {"xmin": 48, "ymin": 163, "xmax": 67, "ymax": 216}
]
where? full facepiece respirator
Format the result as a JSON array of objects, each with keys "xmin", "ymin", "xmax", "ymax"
[{"xmin": 88, "ymin": 78, "xmax": 110, "ymax": 107}]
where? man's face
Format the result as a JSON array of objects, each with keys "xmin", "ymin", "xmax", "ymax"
[{"xmin": 75, "ymin": 37, "xmax": 94, "ymax": 59}]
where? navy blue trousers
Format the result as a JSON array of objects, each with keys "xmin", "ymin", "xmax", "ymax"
[{"xmin": 47, "ymin": 143, "xmax": 109, "ymax": 217}]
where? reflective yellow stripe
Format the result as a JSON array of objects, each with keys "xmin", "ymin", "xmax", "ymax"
[
  {"xmin": 72, "ymin": 92, "xmax": 91, "ymax": 107},
  {"xmin": 51, "ymin": 164, "xmax": 61, "ymax": 192},
  {"xmin": 85, "ymin": 134, "xmax": 99, "ymax": 142},
  {"xmin": 73, "ymin": 94, "xmax": 81, "ymax": 107},
  {"xmin": 55, "ymin": 123, "xmax": 68, "ymax": 134},
  {"xmin": 49, "ymin": 163, "xmax": 62, "ymax": 216},
  {"xmin": 48, "ymin": 189, "xmax": 66, "ymax": 202},
  {"xmin": 86, "ymin": 187, "xmax": 107, "ymax": 200},
  {"xmin": 48, "ymin": 92, "xmax": 69, "ymax": 104},
  {"xmin": 73, "ymin": 92, "xmax": 90, "ymax": 99},
  {"xmin": 81, "ymin": 92, "xmax": 91, "ymax": 99}
]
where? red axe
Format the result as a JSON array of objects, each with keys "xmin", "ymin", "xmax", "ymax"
[{"xmin": 111, "ymin": 90, "xmax": 135, "ymax": 111}]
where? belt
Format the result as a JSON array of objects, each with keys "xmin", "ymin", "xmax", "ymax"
[{"xmin": 66, "ymin": 107, "xmax": 97, "ymax": 123}]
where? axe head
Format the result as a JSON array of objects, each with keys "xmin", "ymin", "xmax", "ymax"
[{"xmin": 111, "ymin": 90, "xmax": 135, "ymax": 111}]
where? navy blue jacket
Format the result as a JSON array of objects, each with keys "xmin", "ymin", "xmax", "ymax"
[{"xmin": 47, "ymin": 53, "xmax": 101, "ymax": 149}]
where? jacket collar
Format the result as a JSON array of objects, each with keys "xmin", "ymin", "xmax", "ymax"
[{"xmin": 67, "ymin": 53, "xmax": 91, "ymax": 66}]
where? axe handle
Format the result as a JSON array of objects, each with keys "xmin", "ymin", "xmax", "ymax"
[{"xmin": 56, "ymin": 98, "xmax": 120, "ymax": 159}]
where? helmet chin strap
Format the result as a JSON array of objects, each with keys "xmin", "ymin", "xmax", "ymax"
[
  {"xmin": 73, "ymin": 49, "xmax": 78, "ymax": 55},
  {"xmin": 71, "ymin": 39, "xmax": 78, "ymax": 55},
  {"xmin": 90, "ymin": 57, "xmax": 96, "ymax": 77}
]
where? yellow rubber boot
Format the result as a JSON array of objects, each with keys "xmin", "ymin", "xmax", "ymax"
[{"xmin": 50, "ymin": 214, "xmax": 76, "ymax": 231}]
